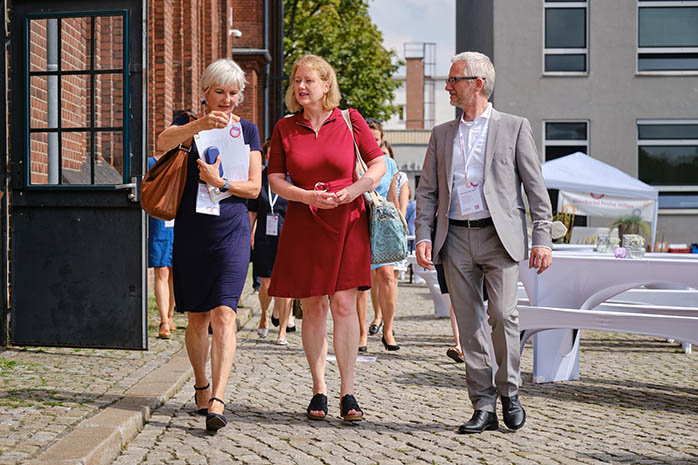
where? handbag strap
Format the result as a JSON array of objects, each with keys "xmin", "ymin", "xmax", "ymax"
[
  {"xmin": 340, "ymin": 110, "xmax": 409, "ymax": 233},
  {"xmin": 177, "ymin": 111, "xmax": 196, "ymax": 152},
  {"xmin": 340, "ymin": 109, "xmax": 380, "ymax": 207}
]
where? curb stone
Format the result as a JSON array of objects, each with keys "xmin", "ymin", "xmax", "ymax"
[{"xmin": 23, "ymin": 287, "xmax": 259, "ymax": 465}]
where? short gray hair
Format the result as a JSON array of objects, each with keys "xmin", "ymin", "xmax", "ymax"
[
  {"xmin": 200, "ymin": 58, "xmax": 247, "ymax": 103},
  {"xmin": 451, "ymin": 52, "xmax": 495, "ymax": 99}
]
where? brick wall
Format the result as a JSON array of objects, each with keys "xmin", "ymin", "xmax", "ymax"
[
  {"xmin": 149, "ymin": 0, "xmax": 269, "ymax": 153},
  {"xmin": 26, "ymin": 1, "xmax": 271, "ymax": 180},
  {"xmin": 405, "ymin": 58, "xmax": 425, "ymax": 130}
]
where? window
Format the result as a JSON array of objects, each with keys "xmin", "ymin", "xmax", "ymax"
[
  {"xmin": 638, "ymin": 121, "xmax": 698, "ymax": 208},
  {"xmin": 544, "ymin": 121, "xmax": 589, "ymax": 161},
  {"xmin": 544, "ymin": 0, "xmax": 588, "ymax": 73},
  {"xmin": 637, "ymin": 1, "xmax": 698, "ymax": 73},
  {"xmin": 27, "ymin": 13, "xmax": 128, "ymax": 186}
]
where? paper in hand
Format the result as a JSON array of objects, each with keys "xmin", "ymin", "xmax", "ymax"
[{"xmin": 194, "ymin": 119, "xmax": 251, "ymax": 202}]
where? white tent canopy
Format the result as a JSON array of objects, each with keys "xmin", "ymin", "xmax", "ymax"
[{"xmin": 541, "ymin": 152, "xmax": 659, "ymax": 248}]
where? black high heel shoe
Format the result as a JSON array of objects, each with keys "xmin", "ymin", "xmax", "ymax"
[
  {"xmin": 206, "ymin": 397, "xmax": 227, "ymax": 432},
  {"xmin": 381, "ymin": 335, "xmax": 400, "ymax": 351},
  {"xmin": 193, "ymin": 383, "xmax": 209, "ymax": 415}
]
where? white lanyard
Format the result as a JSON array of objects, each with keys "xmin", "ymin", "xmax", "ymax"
[
  {"xmin": 458, "ymin": 122, "xmax": 486, "ymax": 186},
  {"xmin": 268, "ymin": 184, "xmax": 278, "ymax": 213}
]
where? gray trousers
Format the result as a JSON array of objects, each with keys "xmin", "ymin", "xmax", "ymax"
[{"xmin": 441, "ymin": 223, "xmax": 520, "ymax": 413}]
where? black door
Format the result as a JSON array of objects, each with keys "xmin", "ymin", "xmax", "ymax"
[{"xmin": 7, "ymin": 0, "xmax": 147, "ymax": 349}]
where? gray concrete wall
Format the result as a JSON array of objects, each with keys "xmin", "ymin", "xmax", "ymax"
[
  {"xmin": 493, "ymin": 1, "xmax": 698, "ymax": 167},
  {"xmin": 485, "ymin": 0, "xmax": 698, "ymax": 243}
]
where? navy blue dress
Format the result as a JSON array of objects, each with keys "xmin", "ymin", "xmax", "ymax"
[
  {"xmin": 247, "ymin": 167, "xmax": 288, "ymax": 278},
  {"xmin": 172, "ymin": 114, "xmax": 262, "ymax": 313}
]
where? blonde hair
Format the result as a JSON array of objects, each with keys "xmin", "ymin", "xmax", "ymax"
[
  {"xmin": 451, "ymin": 51, "xmax": 495, "ymax": 99},
  {"xmin": 200, "ymin": 58, "xmax": 247, "ymax": 103},
  {"xmin": 285, "ymin": 55, "xmax": 341, "ymax": 112}
]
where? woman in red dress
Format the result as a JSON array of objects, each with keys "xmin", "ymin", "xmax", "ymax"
[{"xmin": 267, "ymin": 55, "xmax": 385, "ymax": 422}]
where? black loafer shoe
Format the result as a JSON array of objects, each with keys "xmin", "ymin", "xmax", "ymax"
[
  {"xmin": 500, "ymin": 394, "xmax": 526, "ymax": 430},
  {"xmin": 457, "ymin": 410, "xmax": 499, "ymax": 434}
]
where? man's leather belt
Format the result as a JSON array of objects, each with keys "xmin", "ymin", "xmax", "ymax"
[{"xmin": 449, "ymin": 217, "xmax": 493, "ymax": 229}]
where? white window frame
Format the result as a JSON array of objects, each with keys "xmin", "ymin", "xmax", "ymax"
[
  {"xmin": 543, "ymin": 1, "xmax": 589, "ymax": 76},
  {"xmin": 543, "ymin": 120, "xmax": 589, "ymax": 161},
  {"xmin": 637, "ymin": 119, "xmax": 698, "ymax": 209},
  {"xmin": 636, "ymin": 1, "xmax": 698, "ymax": 76}
]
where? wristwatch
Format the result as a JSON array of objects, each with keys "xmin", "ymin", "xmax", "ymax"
[{"xmin": 218, "ymin": 178, "xmax": 230, "ymax": 193}]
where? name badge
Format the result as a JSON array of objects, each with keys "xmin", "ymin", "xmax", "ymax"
[
  {"xmin": 195, "ymin": 183, "xmax": 220, "ymax": 216},
  {"xmin": 266, "ymin": 214, "xmax": 279, "ymax": 236},
  {"xmin": 456, "ymin": 183, "xmax": 485, "ymax": 216}
]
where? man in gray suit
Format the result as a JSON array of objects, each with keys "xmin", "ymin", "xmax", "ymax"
[{"xmin": 415, "ymin": 52, "xmax": 553, "ymax": 434}]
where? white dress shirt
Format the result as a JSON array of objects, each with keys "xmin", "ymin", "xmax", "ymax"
[{"xmin": 449, "ymin": 103, "xmax": 492, "ymax": 221}]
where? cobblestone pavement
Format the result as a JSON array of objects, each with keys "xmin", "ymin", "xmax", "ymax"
[
  {"xmin": 0, "ymin": 303, "xmax": 192, "ymax": 465},
  {"xmin": 112, "ymin": 283, "xmax": 698, "ymax": 465}
]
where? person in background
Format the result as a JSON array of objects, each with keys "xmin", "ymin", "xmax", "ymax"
[
  {"xmin": 267, "ymin": 54, "xmax": 385, "ymax": 422},
  {"xmin": 147, "ymin": 156, "xmax": 176, "ymax": 340},
  {"xmin": 156, "ymin": 58, "xmax": 262, "ymax": 432},
  {"xmin": 405, "ymin": 197, "xmax": 416, "ymax": 244},
  {"xmin": 384, "ymin": 140, "xmax": 410, "ymax": 280},
  {"xmin": 357, "ymin": 119, "xmax": 386, "ymax": 346},
  {"xmin": 416, "ymin": 51, "xmax": 552, "ymax": 434},
  {"xmin": 249, "ymin": 139, "xmax": 294, "ymax": 345},
  {"xmin": 383, "ymin": 141, "xmax": 409, "ymax": 217},
  {"xmin": 364, "ymin": 120, "xmax": 401, "ymax": 351}
]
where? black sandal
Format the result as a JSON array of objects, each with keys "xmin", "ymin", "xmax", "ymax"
[
  {"xmin": 340, "ymin": 394, "xmax": 363, "ymax": 422},
  {"xmin": 194, "ymin": 383, "xmax": 209, "ymax": 415},
  {"xmin": 306, "ymin": 393, "xmax": 328, "ymax": 420},
  {"xmin": 206, "ymin": 397, "xmax": 227, "ymax": 432}
]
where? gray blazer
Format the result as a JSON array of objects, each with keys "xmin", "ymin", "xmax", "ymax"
[{"xmin": 415, "ymin": 109, "xmax": 552, "ymax": 263}]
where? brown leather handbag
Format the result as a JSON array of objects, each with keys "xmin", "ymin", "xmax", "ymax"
[{"xmin": 140, "ymin": 115, "xmax": 194, "ymax": 221}]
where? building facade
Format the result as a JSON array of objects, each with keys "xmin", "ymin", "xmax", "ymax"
[
  {"xmin": 457, "ymin": 0, "xmax": 698, "ymax": 243},
  {"xmin": 23, "ymin": 0, "xmax": 283, "ymax": 184},
  {"xmin": 384, "ymin": 42, "xmax": 455, "ymax": 197},
  {"xmin": 147, "ymin": 0, "xmax": 283, "ymax": 156},
  {"xmin": 0, "ymin": 0, "xmax": 283, "ymax": 347}
]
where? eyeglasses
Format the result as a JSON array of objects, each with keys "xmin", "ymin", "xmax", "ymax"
[
  {"xmin": 365, "ymin": 118, "xmax": 383, "ymax": 125},
  {"xmin": 446, "ymin": 76, "xmax": 485, "ymax": 85}
]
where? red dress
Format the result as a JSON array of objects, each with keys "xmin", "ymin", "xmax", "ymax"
[{"xmin": 267, "ymin": 108, "xmax": 382, "ymax": 298}]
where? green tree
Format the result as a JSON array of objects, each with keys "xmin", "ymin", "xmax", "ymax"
[{"xmin": 284, "ymin": 0, "xmax": 402, "ymax": 121}]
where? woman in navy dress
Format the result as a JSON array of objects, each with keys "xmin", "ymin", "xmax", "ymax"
[
  {"xmin": 156, "ymin": 58, "xmax": 262, "ymax": 432},
  {"xmin": 248, "ymin": 140, "xmax": 293, "ymax": 345}
]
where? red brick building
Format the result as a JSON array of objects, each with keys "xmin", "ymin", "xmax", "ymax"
[
  {"xmin": 147, "ymin": 0, "xmax": 284, "ymax": 155},
  {"xmin": 24, "ymin": 1, "xmax": 283, "ymax": 183}
]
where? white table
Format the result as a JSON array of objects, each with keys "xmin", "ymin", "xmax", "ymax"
[{"xmin": 518, "ymin": 252, "xmax": 698, "ymax": 383}]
